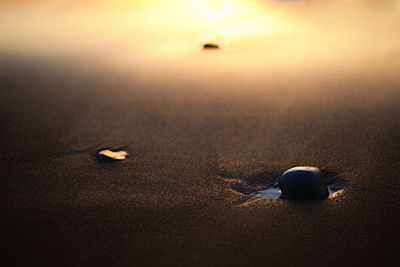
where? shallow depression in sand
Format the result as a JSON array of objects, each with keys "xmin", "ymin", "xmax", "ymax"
[
  {"xmin": 254, "ymin": 184, "xmax": 343, "ymax": 200},
  {"xmin": 219, "ymin": 169, "xmax": 345, "ymax": 201}
]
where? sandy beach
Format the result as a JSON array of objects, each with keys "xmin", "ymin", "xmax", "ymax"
[
  {"xmin": 1, "ymin": 53, "xmax": 399, "ymax": 265},
  {"xmin": 1, "ymin": 0, "xmax": 400, "ymax": 266}
]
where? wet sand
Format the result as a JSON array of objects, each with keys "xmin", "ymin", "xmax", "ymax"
[{"xmin": 1, "ymin": 53, "xmax": 400, "ymax": 266}]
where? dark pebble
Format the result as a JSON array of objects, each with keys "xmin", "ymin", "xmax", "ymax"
[
  {"xmin": 279, "ymin": 166, "xmax": 329, "ymax": 200},
  {"xmin": 203, "ymin": 43, "xmax": 220, "ymax": 49}
]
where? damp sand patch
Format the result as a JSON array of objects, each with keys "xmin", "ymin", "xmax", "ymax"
[
  {"xmin": 219, "ymin": 168, "xmax": 345, "ymax": 201},
  {"xmin": 254, "ymin": 183, "xmax": 343, "ymax": 200}
]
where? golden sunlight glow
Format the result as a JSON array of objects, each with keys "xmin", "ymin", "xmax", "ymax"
[
  {"xmin": 198, "ymin": 0, "xmax": 231, "ymax": 20},
  {"xmin": 0, "ymin": 0, "xmax": 399, "ymax": 74}
]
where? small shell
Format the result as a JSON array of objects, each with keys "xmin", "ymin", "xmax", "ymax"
[{"xmin": 97, "ymin": 149, "xmax": 128, "ymax": 161}]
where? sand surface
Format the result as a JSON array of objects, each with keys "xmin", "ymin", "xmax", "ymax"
[
  {"xmin": 1, "ymin": 53, "xmax": 400, "ymax": 266},
  {"xmin": 1, "ymin": 1, "xmax": 400, "ymax": 265}
]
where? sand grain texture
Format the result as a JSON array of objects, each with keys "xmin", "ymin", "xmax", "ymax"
[{"xmin": 1, "ymin": 55, "xmax": 400, "ymax": 266}]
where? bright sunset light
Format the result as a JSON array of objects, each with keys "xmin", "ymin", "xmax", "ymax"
[
  {"xmin": 198, "ymin": 0, "xmax": 231, "ymax": 19},
  {"xmin": 1, "ymin": 0, "xmax": 399, "ymax": 73}
]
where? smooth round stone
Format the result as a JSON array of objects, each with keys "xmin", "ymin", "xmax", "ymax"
[{"xmin": 279, "ymin": 166, "xmax": 329, "ymax": 200}]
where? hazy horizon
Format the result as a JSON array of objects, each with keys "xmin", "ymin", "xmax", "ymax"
[{"xmin": 1, "ymin": 0, "xmax": 400, "ymax": 76}]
